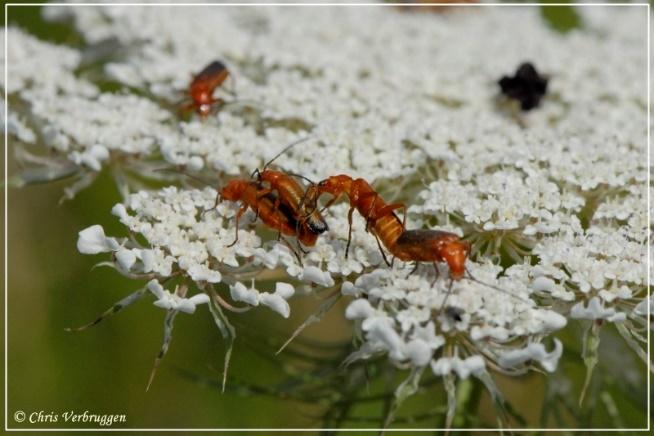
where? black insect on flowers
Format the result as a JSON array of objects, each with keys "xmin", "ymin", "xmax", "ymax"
[{"xmin": 498, "ymin": 62, "xmax": 548, "ymax": 111}]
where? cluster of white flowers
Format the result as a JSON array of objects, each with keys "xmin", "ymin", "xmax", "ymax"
[
  {"xmin": 2, "ymin": 27, "xmax": 92, "ymax": 95},
  {"xmin": 76, "ymin": 187, "xmax": 393, "ymax": 314},
  {"xmin": 7, "ymin": 3, "xmax": 649, "ymax": 425},
  {"xmin": 342, "ymin": 263, "xmax": 566, "ymax": 375},
  {"xmin": 7, "ymin": 6, "xmax": 647, "ymax": 185},
  {"xmin": 410, "ymin": 171, "xmax": 585, "ymax": 240}
]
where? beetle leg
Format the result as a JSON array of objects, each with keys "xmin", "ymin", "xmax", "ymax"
[
  {"xmin": 280, "ymin": 236, "xmax": 303, "ymax": 266},
  {"xmin": 227, "ymin": 203, "xmax": 249, "ymax": 247},
  {"xmin": 373, "ymin": 232, "xmax": 391, "ymax": 267},
  {"xmin": 345, "ymin": 206, "xmax": 355, "ymax": 259},
  {"xmin": 370, "ymin": 202, "xmax": 406, "ymax": 233},
  {"xmin": 405, "ymin": 262, "xmax": 420, "ymax": 279},
  {"xmin": 431, "ymin": 262, "xmax": 440, "ymax": 286},
  {"xmin": 201, "ymin": 192, "xmax": 222, "ymax": 218}
]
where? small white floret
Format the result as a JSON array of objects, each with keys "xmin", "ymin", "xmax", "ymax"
[
  {"xmin": 187, "ymin": 264, "xmax": 222, "ymax": 283},
  {"xmin": 111, "ymin": 203, "xmax": 130, "ymax": 224},
  {"xmin": 345, "ymin": 299, "xmax": 374, "ymax": 320},
  {"xmin": 229, "ymin": 282, "xmax": 260, "ymax": 306},
  {"xmin": 570, "ymin": 297, "xmax": 626, "ymax": 322},
  {"xmin": 300, "ymin": 266, "xmax": 335, "ymax": 287},
  {"xmin": 404, "ymin": 339, "xmax": 433, "ymax": 367},
  {"xmin": 498, "ymin": 339, "xmax": 563, "ymax": 372},
  {"xmin": 274, "ymin": 282, "xmax": 295, "ymax": 299},
  {"xmin": 259, "ymin": 293, "xmax": 291, "ymax": 318},
  {"xmin": 115, "ymin": 248, "xmax": 137, "ymax": 271},
  {"xmin": 77, "ymin": 225, "xmax": 120, "ymax": 254},
  {"xmin": 431, "ymin": 355, "xmax": 486, "ymax": 379},
  {"xmin": 634, "ymin": 296, "xmax": 652, "ymax": 316},
  {"xmin": 147, "ymin": 280, "xmax": 209, "ymax": 314}
]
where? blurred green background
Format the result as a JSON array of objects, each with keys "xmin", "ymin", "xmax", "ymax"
[{"xmin": 4, "ymin": 3, "xmax": 649, "ymax": 431}]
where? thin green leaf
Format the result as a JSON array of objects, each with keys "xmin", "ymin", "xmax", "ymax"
[
  {"xmin": 208, "ymin": 293, "xmax": 236, "ymax": 393},
  {"xmin": 60, "ymin": 171, "xmax": 98, "ymax": 203},
  {"xmin": 65, "ymin": 286, "xmax": 148, "ymax": 331},
  {"xmin": 475, "ymin": 370, "xmax": 509, "ymax": 428},
  {"xmin": 453, "ymin": 377, "xmax": 475, "ymax": 428},
  {"xmin": 7, "ymin": 163, "xmax": 79, "ymax": 187},
  {"xmin": 600, "ymin": 390, "xmax": 625, "ymax": 428},
  {"xmin": 383, "ymin": 366, "xmax": 425, "ymax": 429},
  {"xmin": 615, "ymin": 322, "xmax": 652, "ymax": 372},
  {"xmin": 580, "ymin": 321, "xmax": 601, "ymax": 406},
  {"xmin": 277, "ymin": 291, "xmax": 341, "ymax": 355},
  {"xmin": 146, "ymin": 309, "xmax": 179, "ymax": 391},
  {"xmin": 444, "ymin": 373, "xmax": 457, "ymax": 429}
]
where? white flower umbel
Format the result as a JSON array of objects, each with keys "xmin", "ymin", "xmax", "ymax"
[
  {"xmin": 2, "ymin": 27, "xmax": 94, "ymax": 95},
  {"xmin": 74, "ymin": 186, "xmax": 359, "ymax": 390},
  {"xmin": 77, "ymin": 188, "xmax": 390, "ymax": 317},
  {"xmin": 410, "ymin": 171, "xmax": 585, "ymax": 264},
  {"xmin": 8, "ymin": 6, "xmax": 641, "ymax": 194},
  {"xmin": 340, "ymin": 259, "xmax": 570, "ymax": 427},
  {"xmin": 343, "ymin": 263, "xmax": 567, "ymax": 376},
  {"xmin": 532, "ymin": 225, "xmax": 645, "ymax": 314}
]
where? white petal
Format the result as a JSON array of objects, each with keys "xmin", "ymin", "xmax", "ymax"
[
  {"xmin": 366, "ymin": 319, "xmax": 404, "ymax": 360},
  {"xmin": 431, "ymin": 357, "xmax": 452, "ymax": 376},
  {"xmin": 260, "ymin": 293, "xmax": 291, "ymax": 318},
  {"xmin": 345, "ymin": 299, "xmax": 374, "ymax": 319},
  {"xmin": 176, "ymin": 299, "xmax": 197, "ymax": 314},
  {"xmin": 634, "ymin": 297, "xmax": 652, "ymax": 316},
  {"xmin": 498, "ymin": 339, "xmax": 563, "ymax": 373},
  {"xmin": 570, "ymin": 297, "xmax": 623, "ymax": 322},
  {"xmin": 274, "ymin": 282, "xmax": 295, "ymax": 299},
  {"xmin": 340, "ymin": 281, "xmax": 359, "ymax": 296},
  {"xmin": 188, "ymin": 156, "xmax": 204, "ymax": 171},
  {"xmin": 300, "ymin": 266, "xmax": 335, "ymax": 287},
  {"xmin": 187, "ymin": 264, "xmax": 222, "ymax": 283},
  {"xmin": 141, "ymin": 249, "xmax": 155, "ymax": 273},
  {"xmin": 457, "ymin": 356, "xmax": 486, "ymax": 378},
  {"xmin": 78, "ymin": 145, "xmax": 109, "ymax": 171},
  {"xmin": 188, "ymin": 293, "xmax": 210, "ymax": 307},
  {"xmin": 153, "ymin": 299, "xmax": 174, "ymax": 311},
  {"xmin": 115, "ymin": 248, "xmax": 137, "ymax": 271},
  {"xmin": 470, "ymin": 326, "xmax": 509, "ymax": 341},
  {"xmin": 229, "ymin": 282, "xmax": 259, "ymax": 306},
  {"xmin": 111, "ymin": 203, "xmax": 130, "ymax": 224},
  {"xmin": 77, "ymin": 225, "xmax": 119, "ymax": 254},
  {"xmin": 531, "ymin": 276, "xmax": 555, "ymax": 293},
  {"xmin": 538, "ymin": 310, "xmax": 567, "ymax": 330},
  {"xmin": 431, "ymin": 356, "xmax": 486, "ymax": 379},
  {"xmin": 147, "ymin": 280, "xmax": 166, "ymax": 299},
  {"xmin": 404, "ymin": 339, "xmax": 433, "ymax": 367}
]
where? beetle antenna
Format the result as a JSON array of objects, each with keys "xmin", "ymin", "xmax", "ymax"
[
  {"xmin": 227, "ymin": 73, "xmax": 238, "ymax": 98},
  {"xmin": 219, "ymin": 98, "xmax": 268, "ymax": 111},
  {"xmin": 286, "ymin": 172, "xmax": 316, "ymax": 185},
  {"xmin": 437, "ymin": 278, "xmax": 455, "ymax": 316},
  {"xmin": 262, "ymin": 137, "xmax": 313, "ymax": 172},
  {"xmin": 297, "ymin": 184, "xmax": 321, "ymax": 218},
  {"xmin": 463, "ymin": 267, "xmax": 532, "ymax": 305},
  {"xmin": 154, "ymin": 167, "xmax": 212, "ymax": 186}
]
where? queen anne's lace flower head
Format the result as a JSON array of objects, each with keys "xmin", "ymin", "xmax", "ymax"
[{"xmin": 343, "ymin": 263, "xmax": 567, "ymax": 375}]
